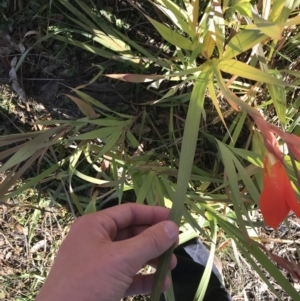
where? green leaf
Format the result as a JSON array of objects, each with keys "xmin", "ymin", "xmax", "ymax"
[
  {"xmin": 59, "ymin": 0, "xmax": 129, "ymax": 52},
  {"xmin": 74, "ymin": 0, "xmax": 130, "ymax": 51},
  {"xmin": 136, "ymin": 172, "xmax": 155, "ymax": 204},
  {"xmin": 98, "ymin": 131, "xmax": 122, "ymax": 158},
  {"xmin": 207, "ymin": 77, "xmax": 228, "ymax": 130},
  {"xmin": 65, "ymin": 94, "xmax": 99, "ymax": 119},
  {"xmin": 194, "ymin": 216, "xmax": 217, "ymax": 301},
  {"xmin": 72, "ymin": 169, "xmax": 113, "ymax": 186},
  {"xmin": 53, "ymin": 34, "xmax": 117, "ymax": 60},
  {"xmin": 150, "ymin": 67, "xmax": 211, "ymax": 301},
  {"xmin": 109, "ymin": 26, "xmax": 171, "ymax": 69},
  {"xmin": 250, "ymin": 131, "xmax": 264, "ymax": 191},
  {"xmin": 267, "ymin": 70, "xmax": 287, "ymax": 125},
  {"xmin": 74, "ymin": 90, "xmax": 115, "ymax": 112},
  {"xmin": 61, "ymin": 14, "xmax": 128, "ymax": 53},
  {"xmin": 69, "ymin": 127, "xmax": 121, "ymax": 140},
  {"xmin": 284, "ymin": 13, "xmax": 300, "ymax": 27},
  {"xmin": 269, "ymin": 0, "xmax": 294, "ymax": 25},
  {"xmin": 252, "ymin": 11, "xmax": 282, "ymax": 40},
  {"xmin": 222, "ymin": 29, "xmax": 266, "ymax": 60},
  {"xmin": 230, "ymin": 111, "xmax": 247, "ymax": 147},
  {"xmin": 233, "ymin": 2, "xmax": 252, "ymax": 18},
  {"xmin": 208, "ymin": 0, "xmax": 224, "ymax": 57},
  {"xmin": 191, "ymin": 0, "xmax": 200, "ymax": 29},
  {"xmin": 280, "ymin": 69, "xmax": 300, "ymax": 79},
  {"xmin": 230, "ymin": 149, "xmax": 260, "ymax": 203},
  {"xmin": 218, "ymin": 59, "xmax": 288, "ymax": 85},
  {"xmin": 1, "ymin": 159, "xmax": 67, "ymax": 201},
  {"xmin": 53, "ymin": 34, "xmax": 140, "ymax": 65},
  {"xmin": 201, "ymin": 31, "xmax": 215, "ymax": 59},
  {"xmin": 230, "ymin": 144, "xmax": 263, "ymax": 167},
  {"xmin": 0, "ymin": 126, "xmax": 68, "ymax": 172},
  {"xmin": 69, "ymin": 147, "xmax": 84, "ymax": 215},
  {"xmin": 153, "ymin": 175, "xmax": 168, "ymax": 207},
  {"xmin": 163, "ymin": 274, "xmax": 175, "ymax": 301},
  {"xmin": 145, "ymin": 15, "xmax": 194, "ymax": 50},
  {"xmin": 89, "ymin": 118, "xmax": 132, "ymax": 127},
  {"xmin": 59, "ymin": 0, "xmax": 96, "ymax": 29},
  {"xmin": 84, "ymin": 198, "xmax": 97, "ymax": 214},
  {"xmin": 216, "ymin": 141, "xmax": 252, "ymax": 236},
  {"xmin": 0, "ymin": 131, "xmax": 46, "ymax": 145},
  {"xmin": 126, "ymin": 131, "xmax": 139, "ymax": 148},
  {"xmin": 212, "ymin": 61, "xmax": 257, "ymax": 115},
  {"xmin": 149, "ymin": 0, "xmax": 195, "ymax": 37}
]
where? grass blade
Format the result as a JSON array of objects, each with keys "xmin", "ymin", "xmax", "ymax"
[
  {"xmin": 222, "ymin": 30, "xmax": 266, "ymax": 60},
  {"xmin": 145, "ymin": 15, "xmax": 194, "ymax": 50},
  {"xmin": 193, "ymin": 214, "xmax": 217, "ymax": 301},
  {"xmin": 0, "ymin": 126, "xmax": 68, "ymax": 172},
  {"xmin": 219, "ymin": 59, "xmax": 289, "ymax": 86},
  {"xmin": 149, "ymin": 0, "xmax": 195, "ymax": 37},
  {"xmin": 150, "ymin": 67, "xmax": 211, "ymax": 301},
  {"xmin": 136, "ymin": 171, "xmax": 155, "ymax": 204}
]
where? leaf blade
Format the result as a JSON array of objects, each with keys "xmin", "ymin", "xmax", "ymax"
[{"xmin": 150, "ymin": 67, "xmax": 211, "ymax": 301}]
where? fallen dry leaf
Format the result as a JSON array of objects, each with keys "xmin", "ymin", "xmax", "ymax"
[{"xmin": 259, "ymin": 243, "xmax": 300, "ymax": 282}]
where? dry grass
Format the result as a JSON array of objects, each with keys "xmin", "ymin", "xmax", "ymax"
[{"xmin": 0, "ymin": 188, "xmax": 72, "ymax": 301}]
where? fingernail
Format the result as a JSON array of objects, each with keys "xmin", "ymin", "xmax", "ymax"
[{"xmin": 163, "ymin": 221, "xmax": 177, "ymax": 240}]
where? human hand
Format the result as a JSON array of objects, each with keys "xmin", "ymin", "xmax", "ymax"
[{"xmin": 35, "ymin": 203, "xmax": 179, "ymax": 301}]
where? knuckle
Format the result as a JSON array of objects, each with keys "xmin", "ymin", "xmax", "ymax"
[
  {"xmin": 72, "ymin": 215, "xmax": 86, "ymax": 227},
  {"xmin": 71, "ymin": 215, "xmax": 91, "ymax": 232},
  {"xmin": 144, "ymin": 228, "xmax": 163, "ymax": 254}
]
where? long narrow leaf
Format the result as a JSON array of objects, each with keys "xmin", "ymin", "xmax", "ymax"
[
  {"xmin": 145, "ymin": 15, "xmax": 194, "ymax": 50},
  {"xmin": 222, "ymin": 30, "xmax": 266, "ymax": 60},
  {"xmin": 0, "ymin": 126, "xmax": 68, "ymax": 172},
  {"xmin": 150, "ymin": 0, "xmax": 195, "ymax": 38},
  {"xmin": 218, "ymin": 59, "xmax": 289, "ymax": 86},
  {"xmin": 194, "ymin": 215, "xmax": 217, "ymax": 301},
  {"xmin": 216, "ymin": 141, "xmax": 251, "ymax": 237},
  {"xmin": 150, "ymin": 67, "xmax": 212, "ymax": 301},
  {"xmin": 136, "ymin": 172, "xmax": 155, "ymax": 204}
]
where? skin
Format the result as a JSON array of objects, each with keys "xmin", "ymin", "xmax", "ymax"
[{"xmin": 35, "ymin": 203, "xmax": 179, "ymax": 301}]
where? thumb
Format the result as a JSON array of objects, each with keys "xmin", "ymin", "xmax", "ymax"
[{"xmin": 129, "ymin": 221, "xmax": 178, "ymax": 265}]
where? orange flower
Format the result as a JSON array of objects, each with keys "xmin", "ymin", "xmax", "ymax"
[
  {"xmin": 244, "ymin": 110, "xmax": 300, "ymax": 228},
  {"xmin": 259, "ymin": 152, "xmax": 300, "ymax": 229}
]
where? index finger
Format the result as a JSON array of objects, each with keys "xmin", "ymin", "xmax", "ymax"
[{"xmin": 97, "ymin": 203, "xmax": 171, "ymax": 231}]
